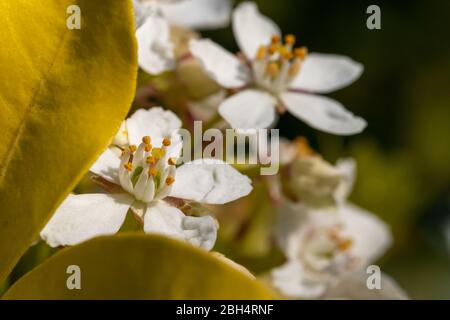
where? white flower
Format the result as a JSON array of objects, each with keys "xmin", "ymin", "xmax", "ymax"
[
  {"xmin": 41, "ymin": 108, "xmax": 252, "ymax": 250},
  {"xmin": 271, "ymin": 160, "xmax": 395, "ymax": 298},
  {"xmin": 272, "ymin": 203, "xmax": 393, "ymax": 299},
  {"xmin": 189, "ymin": 2, "xmax": 366, "ymax": 135},
  {"xmin": 287, "ymin": 154, "xmax": 356, "ymax": 208},
  {"xmin": 133, "ymin": 0, "xmax": 232, "ymax": 75},
  {"xmin": 261, "ymin": 138, "xmax": 355, "ymax": 207}
]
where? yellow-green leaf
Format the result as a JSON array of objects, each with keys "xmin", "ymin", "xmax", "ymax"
[
  {"xmin": 3, "ymin": 234, "xmax": 274, "ymax": 299},
  {"xmin": 0, "ymin": 0, "xmax": 137, "ymax": 282}
]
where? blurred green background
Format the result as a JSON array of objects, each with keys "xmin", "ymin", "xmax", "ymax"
[{"xmin": 208, "ymin": 0, "xmax": 450, "ymax": 299}]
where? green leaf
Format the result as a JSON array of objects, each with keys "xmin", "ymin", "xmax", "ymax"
[
  {"xmin": 3, "ymin": 234, "xmax": 274, "ymax": 299},
  {"xmin": 0, "ymin": 0, "xmax": 137, "ymax": 282}
]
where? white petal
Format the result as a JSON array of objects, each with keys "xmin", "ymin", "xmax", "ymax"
[
  {"xmin": 189, "ymin": 90, "xmax": 226, "ymax": 121},
  {"xmin": 90, "ymin": 148, "xmax": 121, "ymax": 183},
  {"xmin": 144, "ymin": 200, "xmax": 217, "ymax": 250},
  {"xmin": 340, "ymin": 203, "xmax": 392, "ymax": 264},
  {"xmin": 219, "ymin": 89, "xmax": 277, "ymax": 129},
  {"xmin": 271, "ymin": 261, "xmax": 328, "ymax": 299},
  {"xmin": 325, "ymin": 271, "xmax": 408, "ymax": 300},
  {"xmin": 170, "ymin": 159, "xmax": 253, "ymax": 204},
  {"xmin": 160, "ymin": 0, "xmax": 232, "ymax": 30},
  {"xmin": 137, "ymin": 15, "xmax": 175, "ymax": 75},
  {"xmin": 112, "ymin": 121, "xmax": 129, "ymax": 147},
  {"xmin": 126, "ymin": 107, "xmax": 182, "ymax": 155},
  {"xmin": 154, "ymin": 165, "xmax": 176, "ymax": 200},
  {"xmin": 189, "ymin": 39, "xmax": 250, "ymax": 88},
  {"xmin": 275, "ymin": 201, "xmax": 309, "ymax": 258},
  {"xmin": 281, "ymin": 92, "xmax": 367, "ymax": 135},
  {"xmin": 290, "ymin": 53, "xmax": 363, "ymax": 94},
  {"xmin": 334, "ymin": 158, "xmax": 357, "ymax": 202},
  {"xmin": 232, "ymin": 1, "xmax": 281, "ymax": 60},
  {"xmin": 40, "ymin": 193, "xmax": 133, "ymax": 247}
]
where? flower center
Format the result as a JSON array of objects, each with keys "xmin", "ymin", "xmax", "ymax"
[
  {"xmin": 302, "ymin": 225, "xmax": 355, "ymax": 277},
  {"xmin": 252, "ymin": 34, "xmax": 307, "ymax": 94},
  {"xmin": 118, "ymin": 135, "xmax": 177, "ymax": 203}
]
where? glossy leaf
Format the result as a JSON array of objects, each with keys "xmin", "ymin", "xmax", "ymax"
[
  {"xmin": 3, "ymin": 234, "xmax": 274, "ymax": 299},
  {"xmin": 0, "ymin": 0, "xmax": 137, "ymax": 282}
]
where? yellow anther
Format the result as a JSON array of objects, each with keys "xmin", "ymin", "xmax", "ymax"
[
  {"xmin": 165, "ymin": 176, "xmax": 175, "ymax": 186},
  {"xmin": 285, "ymin": 34, "xmax": 296, "ymax": 45},
  {"xmin": 124, "ymin": 163, "xmax": 133, "ymax": 172},
  {"xmin": 122, "ymin": 130, "xmax": 128, "ymax": 137},
  {"xmin": 268, "ymin": 44, "xmax": 279, "ymax": 55},
  {"xmin": 168, "ymin": 157, "xmax": 177, "ymax": 166},
  {"xmin": 266, "ymin": 62, "xmax": 280, "ymax": 77},
  {"xmin": 255, "ymin": 45, "xmax": 267, "ymax": 60},
  {"xmin": 144, "ymin": 143, "xmax": 153, "ymax": 152},
  {"xmin": 294, "ymin": 46, "xmax": 308, "ymax": 59},
  {"xmin": 338, "ymin": 238, "xmax": 353, "ymax": 251},
  {"xmin": 142, "ymin": 136, "xmax": 151, "ymax": 144},
  {"xmin": 129, "ymin": 145, "xmax": 137, "ymax": 153},
  {"xmin": 162, "ymin": 137, "xmax": 171, "ymax": 146},
  {"xmin": 294, "ymin": 137, "xmax": 315, "ymax": 157},
  {"xmin": 146, "ymin": 156, "xmax": 156, "ymax": 165},
  {"xmin": 152, "ymin": 148, "xmax": 165, "ymax": 159},
  {"xmin": 271, "ymin": 35, "xmax": 280, "ymax": 44},
  {"xmin": 148, "ymin": 167, "xmax": 158, "ymax": 177},
  {"xmin": 328, "ymin": 229, "xmax": 340, "ymax": 241},
  {"xmin": 279, "ymin": 46, "xmax": 293, "ymax": 60},
  {"xmin": 288, "ymin": 61, "xmax": 301, "ymax": 77}
]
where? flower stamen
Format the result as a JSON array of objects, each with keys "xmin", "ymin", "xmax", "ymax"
[
  {"xmin": 252, "ymin": 34, "xmax": 309, "ymax": 94},
  {"xmin": 338, "ymin": 238, "xmax": 353, "ymax": 251},
  {"xmin": 266, "ymin": 62, "xmax": 280, "ymax": 77},
  {"xmin": 288, "ymin": 60, "xmax": 301, "ymax": 77},
  {"xmin": 146, "ymin": 156, "xmax": 156, "ymax": 165},
  {"xmin": 148, "ymin": 167, "xmax": 158, "ymax": 177},
  {"xmin": 165, "ymin": 176, "xmax": 175, "ymax": 186},
  {"xmin": 144, "ymin": 143, "xmax": 153, "ymax": 152},
  {"xmin": 256, "ymin": 46, "xmax": 267, "ymax": 60},
  {"xmin": 142, "ymin": 136, "xmax": 151, "ymax": 145},
  {"xmin": 152, "ymin": 147, "xmax": 165, "ymax": 159},
  {"xmin": 162, "ymin": 137, "xmax": 171, "ymax": 146},
  {"xmin": 129, "ymin": 145, "xmax": 137, "ymax": 153},
  {"xmin": 271, "ymin": 35, "xmax": 280, "ymax": 44},
  {"xmin": 168, "ymin": 157, "xmax": 177, "ymax": 166},
  {"xmin": 118, "ymin": 135, "xmax": 178, "ymax": 203},
  {"xmin": 284, "ymin": 34, "xmax": 296, "ymax": 45},
  {"xmin": 294, "ymin": 46, "xmax": 308, "ymax": 59}
]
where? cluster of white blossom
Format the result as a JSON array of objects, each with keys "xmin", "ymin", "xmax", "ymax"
[{"xmin": 41, "ymin": 0, "xmax": 406, "ymax": 299}]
